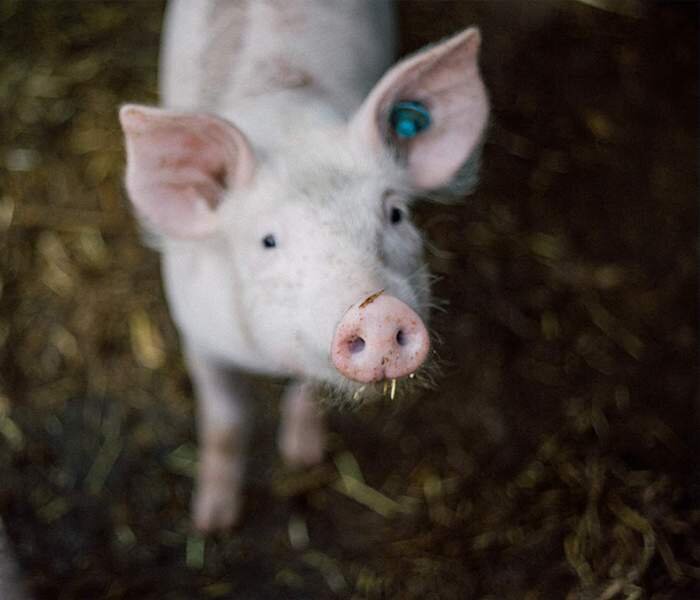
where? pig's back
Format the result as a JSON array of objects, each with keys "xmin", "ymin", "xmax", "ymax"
[{"xmin": 159, "ymin": 0, "xmax": 396, "ymax": 117}]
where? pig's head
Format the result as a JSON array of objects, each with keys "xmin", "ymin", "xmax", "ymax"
[{"xmin": 119, "ymin": 28, "xmax": 488, "ymax": 396}]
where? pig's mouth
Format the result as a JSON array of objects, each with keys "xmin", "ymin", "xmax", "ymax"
[{"xmin": 316, "ymin": 349, "xmax": 440, "ymax": 409}]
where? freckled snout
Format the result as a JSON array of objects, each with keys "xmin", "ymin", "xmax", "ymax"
[{"xmin": 331, "ymin": 292, "xmax": 430, "ymax": 383}]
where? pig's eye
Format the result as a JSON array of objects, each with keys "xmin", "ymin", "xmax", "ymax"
[
  {"xmin": 262, "ymin": 234, "xmax": 277, "ymax": 249},
  {"xmin": 390, "ymin": 207, "xmax": 403, "ymax": 225}
]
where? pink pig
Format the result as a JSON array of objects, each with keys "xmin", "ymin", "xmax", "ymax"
[{"xmin": 119, "ymin": 0, "xmax": 488, "ymax": 532}]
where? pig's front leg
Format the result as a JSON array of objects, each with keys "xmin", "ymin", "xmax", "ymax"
[
  {"xmin": 186, "ymin": 350, "xmax": 250, "ymax": 533},
  {"xmin": 278, "ymin": 381, "xmax": 326, "ymax": 467}
]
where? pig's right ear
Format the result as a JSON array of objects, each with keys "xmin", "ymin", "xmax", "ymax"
[
  {"xmin": 350, "ymin": 28, "xmax": 488, "ymax": 191},
  {"xmin": 119, "ymin": 105, "xmax": 255, "ymax": 238}
]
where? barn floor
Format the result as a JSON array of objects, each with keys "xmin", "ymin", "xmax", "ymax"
[{"xmin": 0, "ymin": 2, "xmax": 698, "ymax": 598}]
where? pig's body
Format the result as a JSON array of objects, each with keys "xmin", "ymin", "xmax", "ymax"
[
  {"xmin": 160, "ymin": 0, "xmax": 395, "ymax": 136},
  {"xmin": 159, "ymin": 0, "xmax": 398, "ymax": 377},
  {"xmin": 120, "ymin": 0, "xmax": 488, "ymax": 532}
]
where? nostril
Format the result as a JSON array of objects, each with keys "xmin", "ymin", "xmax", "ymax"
[
  {"xmin": 396, "ymin": 329, "xmax": 406, "ymax": 346},
  {"xmin": 348, "ymin": 336, "xmax": 365, "ymax": 354}
]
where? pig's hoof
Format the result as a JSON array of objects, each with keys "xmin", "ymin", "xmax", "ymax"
[
  {"xmin": 279, "ymin": 427, "xmax": 325, "ymax": 468},
  {"xmin": 192, "ymin": 486, "xmax": 241, "ymax": 534}
]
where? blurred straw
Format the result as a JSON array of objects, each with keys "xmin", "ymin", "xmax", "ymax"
[
  {"xmin": 573, "ymin": 0, "xmax": 645, "ymax": 17},
  {"xmin": 0, "ymin": 518, "xmax": 30, "ymax": 600}
]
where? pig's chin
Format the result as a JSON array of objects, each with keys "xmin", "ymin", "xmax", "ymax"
[
  {"xmin": 295, "ymin": 345, "xmax": 438, "ymax": 407},
  {"xmin": 315, "ymin": 369, "xmax": 430, "ymax": 409}
]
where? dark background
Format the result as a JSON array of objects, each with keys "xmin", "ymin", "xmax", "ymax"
[{"xmin": 0, "ymin": 1, "xmax": 697, "ymax": 598}]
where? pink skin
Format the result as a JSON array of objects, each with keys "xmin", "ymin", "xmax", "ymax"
[{"xmin": 331, "ymin": 292, "xmax": 430, "ymax": 384}]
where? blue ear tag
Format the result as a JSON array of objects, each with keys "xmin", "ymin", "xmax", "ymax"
[{"xmin": 389, "ymin": 101, "xmax": 431, "ymax": 139}]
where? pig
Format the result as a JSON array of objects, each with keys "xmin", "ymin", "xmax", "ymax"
[{"xmin": 119, "ymin": 0, "xmax": 489, "ymax": 533}]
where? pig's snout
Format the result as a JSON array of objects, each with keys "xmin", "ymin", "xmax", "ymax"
[{"xmin": 331, "ymin": 292, "xmax": 430, "ymax": 383}]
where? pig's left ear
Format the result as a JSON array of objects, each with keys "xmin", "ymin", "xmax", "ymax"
[
  {"xmin": 119, "ymin": 104, "xmax": 255, "ymax": 238},
  {"xmin": 350, "ymin": 28, "xmax": 488, "ymax": 191}
]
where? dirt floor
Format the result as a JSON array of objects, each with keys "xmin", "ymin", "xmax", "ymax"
[{"xmin": 0, "ymin": 2, "xmax": 698, "ymax": 599}]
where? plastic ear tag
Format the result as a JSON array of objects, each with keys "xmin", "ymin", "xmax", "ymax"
[{"xmin": 389, "ymin": 101, "xmax": 431, "ymax": 139}]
